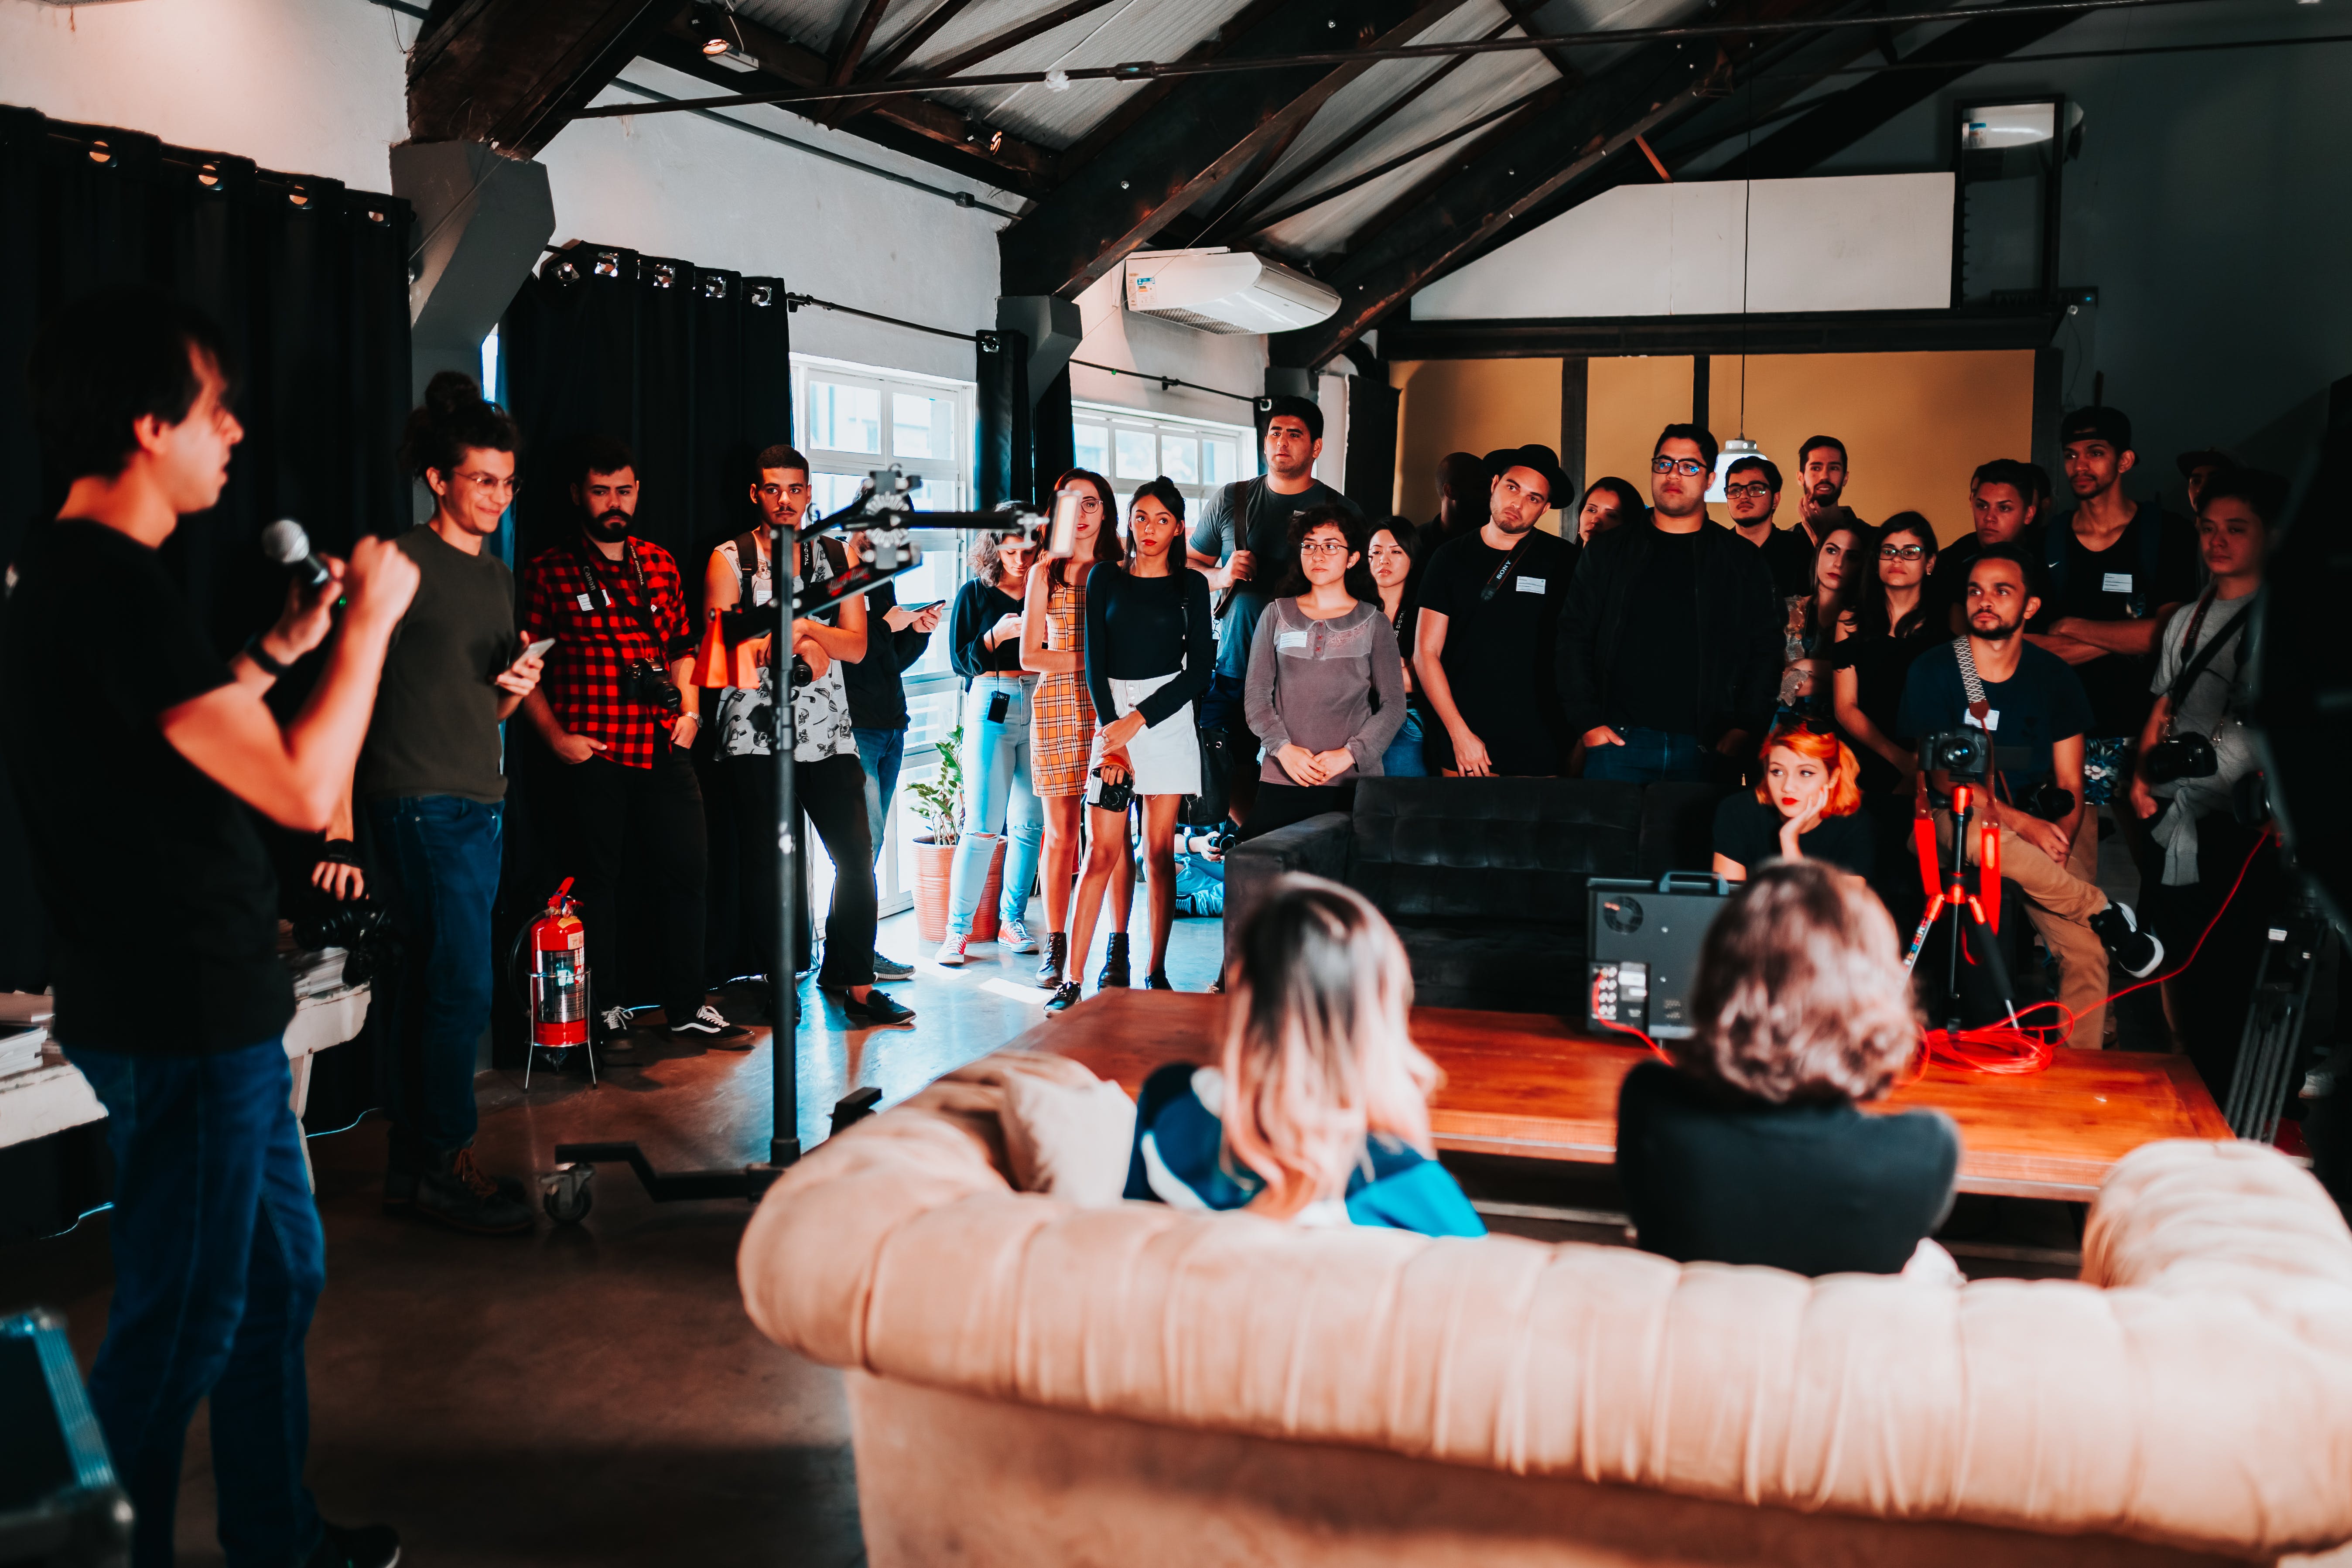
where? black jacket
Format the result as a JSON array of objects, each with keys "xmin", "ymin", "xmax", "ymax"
[{"xmin": 1555, "ymin": 519, "xmax": 1783, "ymax": 746}]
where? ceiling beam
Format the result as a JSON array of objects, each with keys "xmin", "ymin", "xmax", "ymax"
[
  {"xmin": 843, "ymin": 0, "xmax": 1125, "ymax": 127},
  {"xmin": 828, "ymin": 0, "xmax": 897, "ymax": 86},
  {"xmin": 855, "ymin": 0, "xmax": 978, "ymax": 92},
  {"xmin": 407, "ymin": 0, "xmax": 677, "ymax": 157},
  {"xmin": 1497, "ymin": 0, "xmax": 1586, "ymax": 85},
  {"xmin": 999, "ymin": 0, "xmax": 1477, "ymax": 301}
]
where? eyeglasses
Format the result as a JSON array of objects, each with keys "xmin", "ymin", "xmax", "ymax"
[
  {"xmin": 1298, "ymin": 541, "xmax": 1350, "ymax": 558},
  {"xmin": 1652, "ymin": 457, "xmax": 1708, "ymax": 477},
  {"xmin": 1724, "ymin": 482, "xmax": 1773, "ymax": 500},
  {"xmin": 455, "ymin": 471, "xmax": 520, "ymax": 497},
  {"xmin": 1879, "ymin": 543, "xmax": 1928, "ymax": 560}
]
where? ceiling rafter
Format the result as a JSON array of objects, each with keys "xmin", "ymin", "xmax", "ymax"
[
  {"xmin": 842, "ymin": 0, "xmax": 1126, "ymax": 126},
  {"xmin": 407, "ymin": 0, "xmax": 675, "ymax": 157},
  {"xmin": 1043, "ymin": 0, "xmax": 1301, "ymax": 184},
  {"xmin": 853, "ymin": 0, "xmax": 979, "ymax": 94}
]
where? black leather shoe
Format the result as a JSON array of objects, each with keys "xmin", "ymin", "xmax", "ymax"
[
  {"xmin": 1036, "ymin": 931, "xmax": 1068, "ymax": 989},
  {"xmin": 305, "ymin": 1521, "xmax": 400, "ymax": 1568},
  {"xmin": 1145, "ymin": 971, "xmax": 1173, "ymax": 991},
  {"xmin": 1044, "ymin": 981, "xmax": 1082, "ymax": 1014},
  {"xmin": 1097, "ymin": 933, "xmax": 1131, "ymax": 990}
]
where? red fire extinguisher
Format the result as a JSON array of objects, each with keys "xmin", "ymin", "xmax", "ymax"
[{"xmin": 528, "ymin": 878, "xmax": 588, "ymax": 1049}]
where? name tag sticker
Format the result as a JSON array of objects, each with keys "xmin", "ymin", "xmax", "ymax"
[
  {"xmin": 2102, "ymin": 571, "xmax": 2134, "ymax": 594},
  {"xmin": 1515, "ymin": 576, "xmax": 1547, "ymax": 594},
  {"xmin": 1964, "ymin": 709, "xmax": 2002, "ymax": 733},
  {"xmin": 1275, "ymin": 630, "xmax": 1310, "ymax": 651},
  {"xmin": 575, "ymin": 593, "xmax": 596, "ymax": 612}
]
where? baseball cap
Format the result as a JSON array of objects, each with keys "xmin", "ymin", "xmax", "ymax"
[
  {"xmin": 1491, "ymin": 444, "xmax": 1568, "ymax": 507},
  {"xmin": 2058, "ymin": 405, "xmax": 2133, "ymax": 451}
]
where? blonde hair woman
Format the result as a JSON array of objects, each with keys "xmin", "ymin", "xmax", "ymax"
[
  {"xmin": 1124, "ymin": 874, "xmax": 1483, "ymax": 1235},
  {"xmin": 1615, "ymin": 861, "xmax": 1959, "ymax": 1277}
]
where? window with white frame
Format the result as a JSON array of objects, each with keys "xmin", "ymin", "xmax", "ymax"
[{"xmin": 1071, "ymin": 401, "xmax": 1258, "ymax": 519}]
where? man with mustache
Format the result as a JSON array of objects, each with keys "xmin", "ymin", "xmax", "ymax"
[
  {"xmin": 1897, "ymin": 547, "xmax": 2164, "ymax": 1048},
  {"xmin": 1559, "ymin": 424, "xmax": 1782, "ymax": 784},
  {"xmin": 1795, "ymin": 434, "xmax": 1857, "ymax": 530},
  {"xmin": 519, "ymin": 437, "xmax": 747, "ymax": 1059}
]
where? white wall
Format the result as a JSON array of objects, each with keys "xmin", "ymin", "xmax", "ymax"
[{"xmin": 0, "ymin": 0, "xmax": 409, "ymax": 191}]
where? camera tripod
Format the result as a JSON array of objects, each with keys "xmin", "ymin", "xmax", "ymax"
[{"xmin": 1902, "ymin": 781, "xmax": 2034, "ymax": 1040}]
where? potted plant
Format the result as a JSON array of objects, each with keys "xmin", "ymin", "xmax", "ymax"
[{"xmin": 906, "ymin": 727, "xmax": 1003, "ymax": 945}]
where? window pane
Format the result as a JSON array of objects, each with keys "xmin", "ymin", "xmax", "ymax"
[
  {"xmin": 1161, "ymin": 434, "xmax": 1198, "ymax": 485},
  {"xmin": 905, "ymin": 687, "xmax": 961, "ymax": 752},
  {"xmin": 1073, "ymin": 423, "xmax": 1109, "ymax": 478},
  {"xmin": 893, "ymin": 392, "xmax": 945, "ymax": 460},
  {"xmin": 1114, "ymin": 428, "xmax": 1156, "ymax": 480},
  {"xmin": 1203, "ymin": 438, "xmax": 1240, "ymax": 487},
  {"xmin": 891, "ymin": 531, "xmax": 962, "ymax": 678},
  {"xmin": 811, "ymin": 471, "xmax": 866, "ymax": 519},
  {"xmin": 808, "ymin": 380, "xmax": 881, "ymax": 454}
]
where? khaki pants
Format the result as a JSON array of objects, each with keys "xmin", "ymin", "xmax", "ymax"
[{"xmin": 1938, "ymin": 812, "xmax": 2109, "ymax": 1048}]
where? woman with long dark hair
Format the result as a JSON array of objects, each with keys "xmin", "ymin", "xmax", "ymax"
[
  {"xmin": 1365, "ymin": 519, "xmax": 1427, "ymax": 777},
  {"xmin": 934, "ymin": 529, "xmax": 1045, "ymax": 965},
  {"xmin": 1050, "ymin": 478, "xmax": 1213, "ymax": 1009},
  {"xmin": 1020, "ymin": 468, "xmax": 1134, "ymax": 991},
  {"xmin": 1574, "ymin": 475, "xmax": 1646, "ymax": 544},
  {"xmin": 1833, "ymin": 511, "xmax": 1941, "ymax": 794},
  {"xmin": 1773, "ymin": 506, "xmax": 1865, "ymax": 726}
]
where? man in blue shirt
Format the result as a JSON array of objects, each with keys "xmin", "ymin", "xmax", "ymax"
[{"xmin": 1898, "ymin": 546, "xmax": 2163, "ymax": 1047}]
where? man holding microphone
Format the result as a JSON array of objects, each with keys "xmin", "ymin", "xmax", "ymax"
[{"xmin": 3, "ymin": 291, "xmax": 413, "ymax": 1567}]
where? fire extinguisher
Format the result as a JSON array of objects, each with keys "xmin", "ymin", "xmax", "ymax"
[{"xmin": 527, "ymin": 878, "xmax": 588, "ymax": 1049}]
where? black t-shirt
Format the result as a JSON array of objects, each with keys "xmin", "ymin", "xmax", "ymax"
[
  {"xmin": 0, "ymin": 519, "xmax": 294, "ymax": 1053},
  {"xmin": 1846, "ymin": 622, "xmax": 1943, "ymax": 794},
  {"xmin": 1083, "ymin": 566, "xmax": 1216, "ymax": 728},
  {"xmin": 359, "ymin": 525, "xmax": 516, "ymax": 804},
  {"xmin": 1896, "ymin": 639, "xmax": 2094, "ymax": 798},
  {"xmin": 2040, "ymin": 505, "xmax": 2201, "ymax": 737},
  {"xmin": 1712, "ymin": 793, "xmax": 1877, "ymax": 880},
  {"xmin": 1755, "ymin": 523, "xmax": 1817, "ymax": 599},
  {"xmin": 1607, "ymin": 529, "xmax": 1703, "ymax": 735},
  {"xmin": 1188, "ymin": 478, "xmax": 1359, "ymax": 682},
  {"xmin": 1415, "ymin": 528, "xmax": 1575, "ymax": 775},
  {"xmin": 1616, "ymin": 1059, "xmax": 1960, "ymax": 1277},
  {"xmin": 839, "ymin": 575, "xmax": 930, "ymax": 731}
]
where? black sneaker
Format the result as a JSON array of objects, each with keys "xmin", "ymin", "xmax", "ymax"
[
  {"xmin": 411, "ymin": 1148, "xmax": 532, "ymax": 1236},
  {"xmin": 305, "ymin": 1521, "xmax": 400, "ymax": 1568},
  {"xmin": 1145, "ymin": 971, "xmax": 1173, "ymax": 991},
  {"xmin": 839, "ymin": 988, "xmax": 916, "ymax": 1027},
  {"xmin": 671, "ymin": 1003, "xmax": 753, "ymax": 1045},
  {"xmin": 2089, "ymin": 902, "xmax": 2165, "ymax": 979},
  {"xmin": 1036, "ymin": 932, "xmax": 1068, "ymax": 989},
  {"xmin": 1044, "ymin": 981, "xmax": 1082, "ymax": 1015},
  {"xmin": 871, "ymin": 950, "xmax": 915, "ymax": 980},
  {"xmin": 1097, "ymin": 933, "xmax": 1130, "ymax": 990}
]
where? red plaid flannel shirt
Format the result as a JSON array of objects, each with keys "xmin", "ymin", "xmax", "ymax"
[{"xmin": 519, "ymin": 537, "xmax": 694, "ymax": 770}]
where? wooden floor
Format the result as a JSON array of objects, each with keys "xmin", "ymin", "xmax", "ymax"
[{"xmin": 1017, "ymin": 990, "xmax": 2232, "ymax": 1202}]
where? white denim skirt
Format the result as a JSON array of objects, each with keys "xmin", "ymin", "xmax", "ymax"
[{"xmin": 1089, "ymin": 673, "xmax": 1201, "ymax": 797}]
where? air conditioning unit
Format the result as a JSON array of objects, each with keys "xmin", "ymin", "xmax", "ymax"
[{"xmin": 1122, "ymin": 248, "xmax": 1340, "ymax": 335}]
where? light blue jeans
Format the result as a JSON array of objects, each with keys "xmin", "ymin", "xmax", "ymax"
[
  {"xmin": 1381, "ymin": 708, "xmax": 1429, "ymax": 777},
  {"xmin": 947, "ymin": 675, "xmax": 1046, "ymax": 938}
]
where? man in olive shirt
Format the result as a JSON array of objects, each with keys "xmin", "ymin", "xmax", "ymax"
[{"xmin": 343, "ymin": 373, "xmax": 545, "ymax": 1233}]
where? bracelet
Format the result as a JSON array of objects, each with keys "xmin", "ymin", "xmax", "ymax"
[
  {"xmin": 678, "ymin": 711, "xmax": 701, "ymax": 726},
  {"xmin": 319, "ymin": 840, "xmax": 361, "ymax": 867},
  {"xmin": 243, "ymin": 633, "xmax": 292, "ymax": 677}
]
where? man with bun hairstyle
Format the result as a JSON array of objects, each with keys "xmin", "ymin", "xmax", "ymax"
[{"xmin": 342, "ymin": 370, "xmax": 546, "ymax": 1234}]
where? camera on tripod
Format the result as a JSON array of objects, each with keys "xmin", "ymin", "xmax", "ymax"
[
  {"xmin": 623, "ymin": 656, "xmax": 682, "ymax": 715},
  {"xmin": 1919, "ymin": 726, "xmax": 2075, "ymax": 821}
]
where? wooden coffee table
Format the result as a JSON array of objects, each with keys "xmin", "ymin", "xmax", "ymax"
[{"xmin": 1011, "ymin": 990, "xmax": 2232, "ymax": 1203}]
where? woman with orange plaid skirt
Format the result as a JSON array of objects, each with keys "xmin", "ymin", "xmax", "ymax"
[{"xmin": 1021, "ymin": 468, "xmax": 1134, "ymax": 990}]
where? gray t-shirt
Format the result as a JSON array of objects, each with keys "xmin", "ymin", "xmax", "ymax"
[
  {"xmin": 1187, "ymin": 477, "xmax": 1360, "ymax": 682},
  {"xmin": 358, "ymin": 525, "xmax": 516, "ymax": 803}
]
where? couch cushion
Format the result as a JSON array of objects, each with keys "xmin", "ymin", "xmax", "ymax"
[
  {"xmin": 1346, "ymin": 777, "xmax": 1643, "ymax": 923},
  {"xmin": 1637, "ymin": 781, "xmax": 1733, "ymax": 879},
  {"xmin": 1397, "ymin": 922, "xmax": 1579, "ymax": 1014}
]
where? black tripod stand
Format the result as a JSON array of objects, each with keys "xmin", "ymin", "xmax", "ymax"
[
  {"xmin": 1902, "ymin": 781, "xmax": 2030, "ymax": 1038},
  {"xmin": 547, "ymin": 469, "xmax": 1057, "ymax": 1217}
]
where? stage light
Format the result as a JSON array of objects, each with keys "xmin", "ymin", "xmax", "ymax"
[{"xmin": 690, "ymin": 3, "xmax": 736, "ymax": 56}]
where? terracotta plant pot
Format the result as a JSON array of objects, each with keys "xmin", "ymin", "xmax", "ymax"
[{"xmin": 911, "ymin": 835, "xmax": 1006, "ymax": 947}]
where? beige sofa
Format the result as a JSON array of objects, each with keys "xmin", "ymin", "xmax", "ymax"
[{"xmin": 740, "ymin": 1052, "xmax": 2352, "ymax": 1567}]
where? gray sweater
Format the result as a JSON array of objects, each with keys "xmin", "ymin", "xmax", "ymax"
[{"xmin": 1242, "ymin": 598, "xmax": 1407, "ymax": 783}]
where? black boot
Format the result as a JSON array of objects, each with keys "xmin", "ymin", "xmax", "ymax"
[
  {"xmin": 1097, "ymin": 932, "xmax": 1131, "ymax": 990},
  {"xmin": 1045, "ymin": 980, "xmax": 1083, "ymax": 1015},
  {"xmin": 413, "ymin": 1147, "xmax": 533, "ymax": 1235},
  {"xmin": 1036, "ymin": 931, "xmax": 1069, "ymax": 989}
]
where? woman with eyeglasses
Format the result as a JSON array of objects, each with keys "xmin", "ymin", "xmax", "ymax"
[
  {"xmin": 1052, "ymin": 478, "xmax": 1214, "ymax": 1008},
  {"xmin": 1020, "ymin": 468, "xmax": 1135, "ymax": 993},
  {"xmin": 1832, "ymin": 512, "xmax": 1942, "ymax": 794},
  {"xmin": 1772, "ymin": 506, "xmax": 1866, "ymax": 728},
  {"xmin": 1240, "ymin": 507, "xmax": 1406, "ymax": 844},
  {"xmin": 1365, "ymin": 519, "xmax": 1428, "ymax": 776}
]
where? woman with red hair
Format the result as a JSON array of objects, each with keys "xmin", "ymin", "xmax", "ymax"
[{"xmin": 1711, "ymin": 721, "xmax": 1874, "ymax": 881}]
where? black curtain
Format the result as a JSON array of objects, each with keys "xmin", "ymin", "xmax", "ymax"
[
  {"xmin": 1344, "ymin": 372, "xmax": 1401, "ymax": 520},
  {"xmin": 976, "ymin": 327, "xmax": 1031, "ymax": 509},
  {"xmin": 495, "ymin": 246, "xmax": 791, "ymax": 1046},
  {"xmin": 0, "ymin": 104, "xmax": 412, "ymax": 1235}
]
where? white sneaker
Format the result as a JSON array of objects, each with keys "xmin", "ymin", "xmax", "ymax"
[
  {"xmin": 933, "ymin": 936, "xmax": 968, "ymax": 967},
  {"xmin": 597, "ymin": 1006, "xmax": 633, "ymax": 1037},
  {"xmin": 999, "ymin": 918, "xmax": 1039, "ymax": 954}
]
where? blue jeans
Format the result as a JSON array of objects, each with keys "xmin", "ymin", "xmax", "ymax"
[
  {"xmin": 68, "ymin": 1037, "xmax": 325, "ymax": 1568},
  {"xmin": 1380, "ymin": 709, "xmax": 1429, "ymax": 778},
  {"xmin": 1583, "ymin": 725, "xmax": 1713, "ymax": 784},
  {"xmin": 852, "ymin": 727, "xmax": 905, "ymax": 866},
  {"xmin": 947, "ymin": 676, "xmax": 1045, "ymax": 937},
  {"xmin": 367, "ymin": 795, "xmax": 501, "ymax": 1159}
]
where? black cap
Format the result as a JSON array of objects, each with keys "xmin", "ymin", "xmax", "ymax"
[
  {"xmin": 2176, "ymin": 445, "xmax": 2234, "ymax": 477},
  {"xmin": 2058, "ymin": 405, "xmax": 2132, "ymax": 451},
  {"xmin": 1491, "ymin": 444, "xmax": 1569, "ymax": 508}
]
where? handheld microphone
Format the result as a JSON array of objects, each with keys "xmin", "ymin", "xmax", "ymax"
[{"xmin": 260, "ymin": 519, "xmax": 333, "ymax": 590}]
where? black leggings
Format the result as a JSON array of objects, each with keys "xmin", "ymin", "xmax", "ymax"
[
  {"xmin": 1238, "ymin": 779, "xmax": 1353, "ymax": 842},
  {"xmin": 733, "ymin": 752, "xmax": 876, "ymax": 990}
]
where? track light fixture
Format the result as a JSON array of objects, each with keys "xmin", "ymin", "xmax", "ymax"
[{"xmin": 690, "ymin": 3, "xmax": 737, "ymax": 57}]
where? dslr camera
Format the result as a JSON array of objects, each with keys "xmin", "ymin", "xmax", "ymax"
[
  {"xmin": 1920, "ymin": 727, "xmax": 2075, "ymax": 821},
  {"xmin": 623, "ymin": 656, "xmax": 683, "ymax": 716}
]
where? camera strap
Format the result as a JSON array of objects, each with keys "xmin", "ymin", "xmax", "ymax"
[
  {"xmin": 571, "ymin": 537, "xmax": 670, "ymax": 659},
  {"xmin": 2160, "ymin": 589, "xmax": 2250, "ymax": 738},
  {"xmin": 1950, "ymin": 636, "xmax": 1993, "ymax": 725}
]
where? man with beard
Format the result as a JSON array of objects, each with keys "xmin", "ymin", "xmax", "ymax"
[
  {"xmin": 1897, "ymin": 547, "xmax": 2164, "ymax": 1048},
  {"xmin": 1559, "ymin": 425, "xmax": 1781, "ymax": 784},
  {"xmin": 1413, "ymin": 444, "xmax": 1576, "ymax": 776},
  {"xmin": 1795, "ymin": 434, "xmax": 1857, "ymax": 530},
  {"xmin": 519, "ymin": 437, "xmax": 748, "ymax": 1056},
  {"xmin": 1722, "ymin": 453, "xmax": 1812, "ymax": 597}
]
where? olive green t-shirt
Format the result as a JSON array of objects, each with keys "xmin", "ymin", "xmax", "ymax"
[{"xmin": 356, "ymin": 524, "xmax": 516, "ymax": 803}]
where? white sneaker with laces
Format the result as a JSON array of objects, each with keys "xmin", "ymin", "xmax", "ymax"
[
  {"xmin": 671, "ymin": 1003, "xmax": 750, "ymax": 1040},
  {"xmin": 597, "ymin": 1006, "xmax": 632, "ymax": 1037},
  {"xmin": 999, "ymin": 918, "xmax": 1039, "ymax": 954},
  {"xmin": 934, "ymin": 936, "xmax": 968, "ymax": 967}
]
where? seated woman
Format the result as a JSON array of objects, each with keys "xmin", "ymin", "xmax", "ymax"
[
  {"xmin": 1712, "ymin": 721, "xmax": 1876, "ymax": 881},
  {"xmin": 1616, "ymin": 861, "xmax": 1959, "ymax": 1277},
  {"xmin": 1123, "ymin": 874, "xmax": 1483, "ymax": 1237}
]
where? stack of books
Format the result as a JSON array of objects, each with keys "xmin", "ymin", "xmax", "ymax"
[{"xmin": 0, "ymin": 992, "xmax": 53, "ymax": 1076}]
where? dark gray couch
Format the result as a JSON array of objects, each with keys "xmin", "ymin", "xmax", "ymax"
[{"xmin": 1225, "ymin": 777, "xmax": 1727, "ymax": 1015}]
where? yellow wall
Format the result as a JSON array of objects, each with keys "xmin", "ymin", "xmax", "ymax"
[
  {"xmin": 1403, "ymin": 349, "xmax": 2038, "ymax": 547},
  {"xmin": 1390, "ymin": 358, "xmax": 1563, "ymax": 529}
]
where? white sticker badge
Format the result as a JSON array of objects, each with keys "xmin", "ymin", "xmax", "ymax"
[
  {"xmin": 1275, "ymin": 629, "xmax": 1310, "ymax": 651},
  {"xmin": 1515, "ymin": 576, "xmax": 1547, "ymax": 594},
  {"xmin": 2102, "ymin": 571, "xmax": 2134, "ymax": 594},
  {"xmin": 576, "ymin": 593, "xmax": 596, "ymax": 612},
  {"xmin": 1963, "ymin": 708, "xmax": 2002, "ymax": 732}
]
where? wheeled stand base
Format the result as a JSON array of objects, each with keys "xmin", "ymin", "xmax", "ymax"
[{"xmin": 540, "ymin": 1088, "xmax": 882, "ymax": 1224}]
